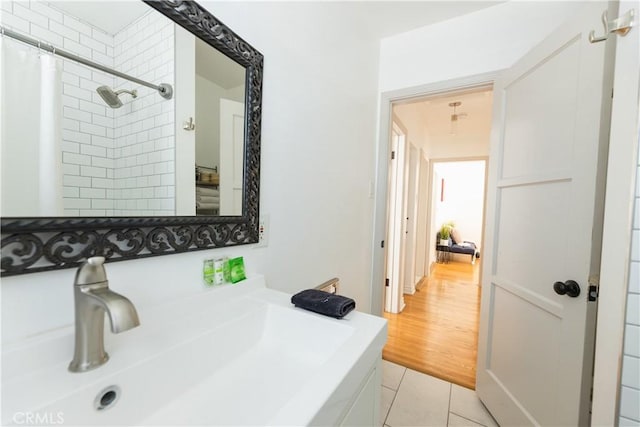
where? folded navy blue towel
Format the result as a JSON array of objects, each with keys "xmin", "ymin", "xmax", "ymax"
[{"xmin": 291, "ymin": 289, "xmax": 356, "ymax": 319}]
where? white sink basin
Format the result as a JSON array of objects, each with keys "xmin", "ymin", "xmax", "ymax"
[{"xmin": 1, "ymin": 276, "xmax": 387, "ymax": 426}]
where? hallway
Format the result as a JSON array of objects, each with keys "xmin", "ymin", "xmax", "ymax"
[{"xmin": 383, "ymin": 261, "xmax": 481, "ymax": 389}]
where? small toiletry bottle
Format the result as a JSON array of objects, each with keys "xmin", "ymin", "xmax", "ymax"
[
  {"xmin": 203, "ymin": 259, "xmax": 215, "ymax": 286},
  {"xmin": 229, "ymin": 257, "xmax": 246, "ymax": 283},
  {"xmin": 213, "ymin": 258, "xmax": 226, "ymax": 285},
  {"xmin": 223, "ymin": 256, "xmax": 231, "ymax": 283}
]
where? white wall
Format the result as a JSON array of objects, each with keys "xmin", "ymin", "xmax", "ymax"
[
  {"xmin": 194, "ymin": 75, "xmax": 245, "ymax": 171},
  {"xmin": 427, "ymin": 134, "xmax": 490, "ymax": 160},
  {"xmin": 1, "ymin": 1, "xmax": 380, "ymax": 345},
  {"xmin": 226, "ymin": 84, "xmax": 245, "ymax": 102},
  {"xmin": 428, "ymin": 169, "xmax": 442, "ymax": 269},
  {"xmin": 433, "ymin": 161, "xmax": 485, "ymax": 248},
  {"xmin": 1, "ymin": 246, "xmax": 265, "ymax": 345},
  {"xmin": 204, "ymin": 1, "xmax": 379, "ymax": 308},
  {"xmin": 195, "ymin": 74, "xmax": 224, "ymax": 170},
  {"xmin": 393, "ymin": 100, "xmax": 492, "ymax": 159},
  {"xmin": 393, "ymin": 104, "xmax": 430, "ymax": 152},
  {"xmin": 378, "ymin": 1, "xmax": 583, "ymax": 93}
]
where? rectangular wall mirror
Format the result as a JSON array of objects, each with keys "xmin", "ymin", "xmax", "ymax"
[{"xmin": 0, "ymin": 0, "xmax": 263, "ymax": 276}]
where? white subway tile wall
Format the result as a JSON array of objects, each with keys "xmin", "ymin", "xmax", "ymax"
[
  {"xmin": 1, "ymin": 1, "xmax": 175, "ymax": 216},
  {"xmin": 112, "ymin": 10, "xmax": 175, "ymax": 216},
  {"xmin": 620, "ymin": 134, "xmax": 640, "ymax": 427}
]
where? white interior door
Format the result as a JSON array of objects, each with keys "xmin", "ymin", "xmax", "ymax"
[
  {"xmin": 385, "ymin": 130, "xmax": 399, "ymax": 313},
  {"xmin": 384, "ymin": 124, "xmax": 407, "ymax": 313},
  {"xmin": 414, "ymin": 152, "xmax": 430, "ymax": 279},
  {"xmin": 219, "ymin": 98, "xmax": 244, "ymax": 216},
  {"xmin": 403, "ymin": 144, "xmax": 419, "ymax": 294},
  {"xmin": 476, "ymin": 2, "xmax": 615, "ymax": 426}
]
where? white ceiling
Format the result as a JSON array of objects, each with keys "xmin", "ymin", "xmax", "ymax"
[
  {"xmin": 48, "ymin": 1, "xmax": 503, "ymax": 39},
  {"xmin": 196, "ymin": 37, "xmax": 246, "ymax": 89},
  {"xmin": 50, "ymin": 1, "xmax": 151, "ymax": 36},
  {"xmin": 335, "ymin": 1, "xmax": 504, "ymax": 39},
  {"xmin": 47, "ymin": 1, "xmax": 503, "ymax": 91},
  {"xmin": 396, "ymin": 88, "xmax": 494, "ymax": 141}
]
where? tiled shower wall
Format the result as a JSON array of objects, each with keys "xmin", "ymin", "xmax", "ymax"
[
  {"xmin": 620, "ymin": 133, "xmax": 640, "ymax": 426},
  {"xmin": 1, "ymin": 2, "xmax": 175, "ymax": 216},
  {"xmin": 112, "ymin": 11, "xmax": 175, "ymax": 216}
]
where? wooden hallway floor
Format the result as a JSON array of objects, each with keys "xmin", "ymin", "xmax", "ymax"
[{"xmin": 382, "ymin": 261, "xmax": 481, "ymax": 390}]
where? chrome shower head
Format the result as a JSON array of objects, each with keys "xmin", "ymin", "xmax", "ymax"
[{"xmin": 96, "ymin": 86, "xmax": 137, "ymax": 109}]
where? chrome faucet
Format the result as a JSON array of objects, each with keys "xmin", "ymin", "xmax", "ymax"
[{"xmin": 68, "ymin": 257, "xmax": 140, "ymax": 373}]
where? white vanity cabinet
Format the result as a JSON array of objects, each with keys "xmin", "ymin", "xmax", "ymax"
[
  {"xmin": 309, "ymin": 352, "xmax": 384, "ymax": 427},
  {"xmin": 339, "ymin": 360, "xmax": 382, "ymax": 426}
]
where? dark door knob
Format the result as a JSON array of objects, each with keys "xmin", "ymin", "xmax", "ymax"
[{"xmin": 553, "ymin": 280, "xmax": 580, "ymax": 297}]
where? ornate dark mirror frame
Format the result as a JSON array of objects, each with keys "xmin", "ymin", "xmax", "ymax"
[{"xmin": 0, "ymin": 0, "xmax": 263, "ymax": 276}]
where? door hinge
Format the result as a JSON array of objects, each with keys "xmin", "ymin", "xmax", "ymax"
[
  {"xmin": 385, "ymin": 278, "xmax": 390, "ymax": 287},
  {"xmin": 391, "ymin": 151, "xmax": 396, "ymax": 160}
]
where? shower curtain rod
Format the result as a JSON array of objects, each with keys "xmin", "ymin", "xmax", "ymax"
[{"xmin": 0, "ymin": 25, "xmax": 173, "ymax": 100}]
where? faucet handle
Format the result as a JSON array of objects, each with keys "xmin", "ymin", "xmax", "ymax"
[{"xmin": 75, "ymin": 256, "xmax": 108, "ymax": 286}]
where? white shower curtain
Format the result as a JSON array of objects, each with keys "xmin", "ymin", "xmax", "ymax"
[{"xmin": 1, "ymin": 38, "xmax": 63, "ymax": 216}]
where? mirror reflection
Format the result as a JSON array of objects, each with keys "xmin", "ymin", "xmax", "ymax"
[
  {"xmin": 193, "ymin": 37, "xmax": 246, "ymax": 216},
  {"xmin": 0, "ymin": 1, "xmax": 245, "ymax": 218}
]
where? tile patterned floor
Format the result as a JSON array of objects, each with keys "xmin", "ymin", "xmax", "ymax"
[{"xmin": 381, "ymin": 360, "xmax": 499, "ymax": 427}]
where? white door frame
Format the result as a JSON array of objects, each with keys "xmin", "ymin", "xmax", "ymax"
[
  {"xmin": 384, "ymin": 121, "xmax": 408, "ymax": 313},
  {"xmin": 403, "ymin": 143, "xmax": 420, "ymax": 294},
  {"xmin": 415, "ymin": 150, "xmax": 431, "ymax": 279},
  {"xmin": 384, "ymin": 127, "xmax": 399, "ymax": 313},
  {"xmin": 591, "ymin": 0, "xmax": 640, "ymax": 423},
  {"xmin": 369, "ymin": 57, "xmax": 636, "ymax": 422},
  {"xmin": 219, "ymin": 98, "xmax": 245, "ymax": 216},
  {"xmin": 370, "ymin": 71, "xmax": 499, "ymax": 318}
]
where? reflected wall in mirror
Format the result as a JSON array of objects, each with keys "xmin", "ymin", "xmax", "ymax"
[
  {"xmin": 0, "ymin": 0, "xmax": 263, "ymax": 276},
  {"xmin": 1, "ymin": 0, "xmax": 245, "ymax": 218},
  {"xmin": 175, "ymin": 35, "xmax": 245, "ymax": 217},
  {"xmin": 196, "ymin": 38, "xmax": 245, "ymax": 217}
]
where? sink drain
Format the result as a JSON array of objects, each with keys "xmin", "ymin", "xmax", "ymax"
[{"xmin": 94, "ymin": 385, "xmax": 120, "ymax": 411}]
